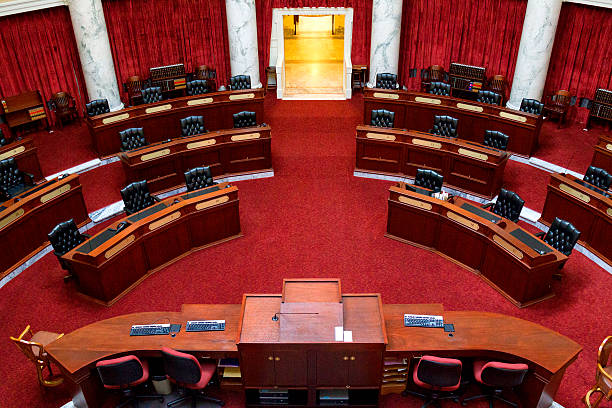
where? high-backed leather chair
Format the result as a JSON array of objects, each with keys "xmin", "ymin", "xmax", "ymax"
[
  {"xmin": 520, "ymin": 98, "xmax": 544, "ymax": 115},
  {"xmin": 141, "ymin": 87, "xmax": 162, "ymax": 104},
  {"xmin": 184, "ymin": 166, "xmax": 216, "ymax": 192},
  {"xmin": 462, "ymin": 361, "xmax": 528, "ymax": 407},
  {"xmin": 584, "ymin": 336, "xmax": 612, "ymax": 408},
  {"xmin": 48, "ymin": 219, "xmax": 90, "ymax": 282},
  {"xmin": 180, "ymin": 116, "xmax": 207, "ymax": 137},
  {"xmin": 85, "ymin": 99, "xmax": 110, "ymax": 117},
  {"xmin": 120, "ymin": 180, "xmax": 160, "ymax": 215},
  {"xmin": 96, "ymin": 355, "xmax": 162, "ymax": 407},
  {"xmin": 0, "ymin": 128, "xmax": 7, "ymax": 146},
  {"xmin": 584, "ymin": 166, "xmax": 612, "ymax": 190},
  {"xmin": 415, "ymin": 169, "xmax": 444, "ymax": 193},
  {"xmin": 186, "ymin": 79, "xmax": 210, "ymax": 96},
  {"xmin": 376, "ymin": 73, "xmax": 398, "ymax": 89},
  {"xmin": 49, "ymin": 91, "xmax": 78, "ymax": 128},
  {"xmin": 420, "ymin": 65, "xmax": 448, "ymax": 92},
  {"xmin": 428, "ymin": 81, "xmax": 451, "ymax": 96},
  {"xmin": 402, "ymin": 355, "xmax": 462, "ymax": 407},
  {"xmin": 476, "ymin": 90, "xmax": 502, "ymax": 105},
  {"xmin": 482, "ymin": 188, "xmax": 524, "ymax": 223},
  {"xmin": 543, "ymin": 90, "xmax": 571, "ymax": 128},
  {"xmin": 430, "ymin": 115, "xmax": 458, "ymax": 138},
  {"xmin": 230, "ymin": 75, "xmax": 251, "ymax": 90},
  {"xmin": 0, "ymin": 157, "xmax": 34, "ymax": 200},
  {"xmin": 370, "ymin": 109, "xmax": 395, "ymax": 128},
  {"xmin": 483, "ymin": 130, "xmax": 509, "ymax": 150},
  {"xmin": 10, "ymin": 325, "xmax": 64, "ymax": 387},
  {"xmin": 536, "ymin": 217, "xmax": 580, "ymax": 257},
  {"xmin": 233, "ymin": 111, "xmax": 257, "ymax": 128},
  {"xmin": 119, "ymin": 128, "xmax": 147, "ymax": 151}
]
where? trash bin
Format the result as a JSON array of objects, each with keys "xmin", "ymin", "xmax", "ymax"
[{"xmin": 151, "ymin": 375, "xmax": 172, "ymax": 395}]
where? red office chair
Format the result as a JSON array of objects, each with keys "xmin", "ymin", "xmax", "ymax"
[
  {"xmin": 161, "ymin": 347, "xmax": 224, "ymax": 407},
  {"xmin": 461, "ymin": 360, "xmax": 528, "ymax": 407},
  {"xmin": 96, "ymin": 355, "xmax": 163, "ymax": 408},
  {"xmin": 403, "ymin": 355, "xmax": 463, "ymax": 407}
]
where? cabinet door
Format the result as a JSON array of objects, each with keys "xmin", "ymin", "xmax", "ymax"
[
  {"xmin": 273, "ymin": 351, "xmax": 308, "ymax": 386},
  {"xmin": 348, "ymin": 351, "xmax": 383, "ymax": 386},
  {"xmin": 240, "ymin": 352, "xmax": 275, "ymax": 386},
  {"xmin": 316, "ymin": 351, "xmax": 349, "ymax": 386}
]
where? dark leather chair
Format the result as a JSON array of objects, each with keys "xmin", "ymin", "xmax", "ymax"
[
  {"xmin": 462, "ymin": 361, "xmax": 528, "ymax": 408},
  {"xmin": 402, "ymin": 355, "xmax": 462, "ymax": 408},
  {"xmin": 230, "ymin": 75, "xmax": 251, "ymax": 90},
  {"xmin": 476, "ymin": 90, "xmax": 502, "ymax": 105},
  {"xmin": 180, "ymin": 116, "xmax": 207, "ymax": 137},
  {"xmin": 186, "ymin": 79, "xmax": 210, "ymax": 96},
  {"xmin": 430, "ymin": 115, "xmax": 458, "ymax": 138},
  {"xmin": 161, "ymin": 347, "xmax": 224, "ymax": 407},
  {"xmin": 0, "ymin": 128, "xmax": 8, "ymax": 146},
  {"xmin": 415, "ymin": 169, "xmax": 443, "ymax": 193},
  {"xmin": 85, "ymin": 99, "xmax": 110, "ymax": 117},
  {"xmin": 119, "ymin": 128, "xmax": 147, "ymax": 151},
  {"xmin": 519, "ymin": 98, "xmax": 544, "ymax": 115},
  {"xmin": 233, "ymin": 111, "xmax": 257, "ymax": 128},
  {"xmin": 96, "ymin": 355, "xmax": 162, "ymax": 408},
  {"xmin": 120, "ymin": 180, "xmax": 160, "ymax": 215},
  {"xmin": 48, "ymin": 219, "xmax": 90, "ymax": 282},
  {"xmin": 584, "ymin": 166, "xmax": 612, "ymax": 190},
  {"xmin": 428, "ymin": 81, "xmax": 451, "ymax": 96},
  {"xmin": 483, "ymin": 130, "xmax": 509, "ymax": 151},
  {"xmin": 141, "ymin": 87, "xmax": 162, "ymax": 104},
  {"xmin": 536, "ymin": 217, "xmax": 580, "ymax": 279},
  {"xmin": 482, "ymin": 188, "xmax": 524, "ymax": 223},
  {"xmin": 370, "ymin": 109, "xmax": 395, "ymax": 128},
  {"xmin": 0, "ymin": 158, "xmax": 35, "ymax": 201},
  {"xmin": 48, "ymin": 92, "xmax": 78, "ymax": 129},
  {"xmin": 184, "ymin": 166, "xmax": 216, "ymax": 192},
  {"xmin": 376, "ymin": 73, "xmax": 398, "ymax": 89}
]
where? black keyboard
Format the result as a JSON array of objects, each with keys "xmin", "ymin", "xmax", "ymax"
[
  {"xmin": 186, "ymin": 320, "xmax": 225, "ymax": 332},
  {"xmin": 404, "ymin": 314, "xmax": 444, "ymax": 328},
  {"xmin": 129, "ymin": 324, "xmax": 171, "ymax": 336}
]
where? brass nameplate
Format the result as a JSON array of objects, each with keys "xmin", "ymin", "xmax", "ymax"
[
  {"xmin": 398, "ymin": 195, "xmax": 432, "ymax": 210},
  {"xmin": 458, "ymin": 148, "xmax": 488, "ymax": 161},
  {"xmin": 231, "ymin": 133, "xmax": 260, "ymax": 142},
  {"xmin": 366, "ymin": 132, "xmax": 396, "ymax": 141},
  {"xmin": 105, "ymin": 235, "xmax": 135, "ymax": 259},
  {"xmin": 229, "ymin": 93, "xmax": 255, "ymax": 101},
  {"xmin": 457, "ymin": 103, "xmax": 483, "ymax": 112},
  {"xmin": 102, "ymin": 113, "xmax": 129, "ymax": 124},
  {"xmin": 0, "ymin": 208, "xmax": 24, "ymax": 229},
  {"xmin": 149, "ymin": 211, "xmax": 181, "ymax": 230},
  {"xmin": 559, "ymin": 183, "xmax": 590, "ymax": 203},
  {"xmin": 447, "ymin": 211, "xmax": 479, "ymax": 230},
  {"xmin": 373, "ymin": 92, "xmax": 399, "ymax": 100},
  {"xmin": 41, "ymin": 184, "xmax": 71, "ymax": 203},
  {"xmin": 499, "ymin": 111, "xmax": 527, "ymax": 122},
  {"xmin": 606, "ymin": 143, "xmax": 612, "ymax": 151},
  {"xmin": 414, "ymin": 96, "xmax": 441, "ymax": 105},
  {"xmin": 145, "ymin": 104, "xmax": 172, "ymax": 114},
  {"xmin": 493, "ymin": 235, "xmax": 524, "ymax": 259},
  {"xmin": 140, "ymin": 149, "xmax": 170, "ymax": 162},
  {"xmin": 195, "ymin": 195, "xmax": 230, "ymax": 210},
  {"xmin": 607, "ymin": 208, "xmax": 612, "ymax": 217},
  {"xmin": 187, "ymin": 97, "xmax": 213, "ymax": 106},
  {"xmin": 0, "ymin": 145, "xmax": 26, "ymax": 161},
  {"xmin": 412, "ymin": 138, "xmax": 441, "ymax": 149},
  {"xmin": 187, "ymin": 139, "xmax": 216, "ymax": 149}
]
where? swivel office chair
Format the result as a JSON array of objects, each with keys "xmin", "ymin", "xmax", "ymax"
[
  {"xmin": 429, "ymin": 115, "xmax": 458, "ymax": 138},
  {"xmin": 184, "ymin": 166, "xmax": 216, "ymax": 192},
  {"xmin": 584, "ymin": 336, "xmax": 612, "ymax": 408},
  {"xmin": 428, "ymin": 82, "xmax": 451, "ymax": 96},
  {"xmin": 120, "ymin": 180, "xmax": 160, "ymax": 215},
  {"xmin": 583, "ymin": 166, "xmax": 612, "ymax": 190},
  {"xmin": 483, "ymin": 130, "xmax": 509, "ymax": 151},
  {"xmin": 415, "ymin": 169, "xmax": 444, "ymax": 194},
  {"xmin": 376, "ymin": 73, "xmax": 399, "ymax": 89},
  {"xmin": 180, "ymin": 116, "xmax": 207, "ymax": 137},
  {"xmin": 141, "ymin": 87, "xmax": 163, "ymax": 104},
  {"xmin": 119, "ymin": 128, "xmax": 148, "ymax": 151},
  {"xmin": 482, "ymin": 189, "xmax": 524, "ymax": 223},
  {"xmin": 461, "ymin": 361, "xmax": 528, "ymax": 407},
  {"xmin": 186, "ymin": 80, "xmax": 210, "ymax": 96},
  {"xmin": 519, "ymin": 98, "xmax": 544, "ymax": 115},
  {"xmin": 476, "ymin": 90, "xmax": 502, "ymax": 105},
  {"xmin": 233, "ymin": 111, "xmax": 257, "ymax": 128},
  {"xmin": 0, "ymin": 157, "xmax": 35, "ymax": 201},
  {"xmin": 230, "ymin": 75, "xmax": 251, "ymax": 90},
  {"xmin": 10, "ymin": 325, "xmax": 64, "ymax": 387},
  {"xmin": 48, "ymin": 219, "xmax": 90, "ymax": 282},
  {"xmin": 86, "ymin": 99, "xmax": 110, "ymax": 117},
  {"xmin": 402, "ymin": 355, "xmax": 463, "ymax": 408},
  {"xmin": 370, "ymin": 109, "xmax": 395, "ymax": 128}
]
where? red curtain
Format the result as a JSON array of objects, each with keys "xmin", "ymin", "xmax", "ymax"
[
  {"xmin": 102, "ymin": 0, "xmax": 231, "ymax": 101},
  {"xmin": 0, "ymin": 6, "xmax": 88, "ymax": 123},
  {"xmin": 256, "ymin": 0, "xmax": 372, "ymax": 81},
  {"xmin": 398, "ymin": 0, "xmax": 527, "ymax": 90}
]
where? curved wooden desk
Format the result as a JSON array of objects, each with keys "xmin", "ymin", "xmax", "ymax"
[
  {"xmin": 87, "ymin": 88, "xmax": 265, "ymax": 156},
  {"xmin": 386, "ymin": 184, "xmax": 567, "ymax": 307},
  {"xmin": 61, "ymin": 183, "xmax": 241, "ymax": 305},
  {"xmin": 356, "ymin": 125, "xmax": 509, "ymax": 198},
  {"xmin": 363, "ymin": 88, "xmax": 542, "ymax": 157},
  {"xmin": 591, "ymin": 134, "xmax": 612, "ymax": 174},
  {"xmin": 120, "ymin": 125, "xmax": 272, "ymax": 193},
  {"xmin": 0, "ymin": 174, "xmax": 89, "ymax": 279},
  {"xmin": 0, "ymin": 137, "xmax": 43, "ymax": 181}
]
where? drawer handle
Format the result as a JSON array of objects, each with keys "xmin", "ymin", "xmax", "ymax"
[
  {"xmin": 343, "ymin": 356, "xmax": 349, "ymax": 361},
  {"xmin": 268, "ymin": 356, "xmax": 273, "ymax": 361},
  {"xmin": 350, "ymin": 356, "xmax": 356, "ymax": 361},
  {"xmin": 275, "ymin": 357, "xmax": 280, "ymax": 361}
]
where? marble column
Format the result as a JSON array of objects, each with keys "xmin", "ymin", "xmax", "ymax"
[
  {"xmin": 67, "ymin": 0, "xmax": 123, "ymax": 111},
  {"xmin": 367, "ymin": 0, "xmax": 403, "ymax": 87},
  {"xmin": 225, "ymin": 0, "xmax": 262, "ymax": 88},
  {"xmin": 507, "ymin": 0, "xmax": 563, "ymax": 110}
]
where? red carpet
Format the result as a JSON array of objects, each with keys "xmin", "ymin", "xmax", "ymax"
[{"xmin": 1, "ymin": 95, "xmax": 610, "ymax": 408}]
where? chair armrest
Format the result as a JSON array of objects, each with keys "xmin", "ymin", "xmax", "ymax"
[
  {"xmin": 481, "ymin": 202, "xmax": 494, "ymax": 209},
  {"xmin": 22, "ymin": 172, "xmax": 35, "ymax": 183},
  {"xmin": 535, "ymin": 231, "xmax": 545, "ymax": 238},
  {"xmin": 152, "ymin": 195, "xmax": 161, "ymax": 202}
]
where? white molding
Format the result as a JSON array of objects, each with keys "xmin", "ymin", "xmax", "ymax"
[
  {"xmin": 564, "ymin": 0, "xmax": 612, "ymax": 8},
  {"xmin": 0, "ymin": 0, "xmax": 66, "ymax": 17}
]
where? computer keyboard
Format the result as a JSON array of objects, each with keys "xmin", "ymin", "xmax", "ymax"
[
  {"xmin": 186, "ymin": 320, "xmax": 226, "ymax": 332},
  {"xmin": 404, "ymin": 314, "xmax": 444, "ymax": 328},
  {"xmin": 130, "ymin": 324, "xmax": 171, "ymax": 336}
]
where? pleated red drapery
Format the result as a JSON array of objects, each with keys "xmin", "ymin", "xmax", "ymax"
[
  {"xmin": 398, "ymin": 0, "xmax": 527, "ymax": 90},
  {"xmin": 101, "ymin": 0, "xmax": 231, "ymax": 102}
]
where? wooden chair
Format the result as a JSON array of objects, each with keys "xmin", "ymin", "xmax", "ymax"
[
  {"xmin": 49, "ymin": 92, "xmax": 78, "ymax": 129},
  {"xmin": 420, "ymin": 65, "xmax": 448, "ymax": 92},
  {"xmin": 10, "ymin": 325, "xmax": 64, "ymax": 387},
  {"xmin": 265, "ymin": 66, "xmax": 277, "ymax": 95},
  {"xmin": 584, "ymin": 336, "xmax": 612, "ymax": 407},
  {"xmin": 488, "ymin": 75, "xmax": 508, "ymax": 104},
  {"xmin": 125, "ymin": 75, "xmax": 145, "ymax": 106},
  {"xmin": 543, "ymin": 90, "xmax": 571, "ymax": 128},
  {"xmin": 194, "ymin": 65, "xmax": 217, "ymax": 89}
]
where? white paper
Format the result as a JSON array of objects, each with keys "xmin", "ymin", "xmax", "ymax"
[
  {"xmin": 343, "ymin": 330, "xmax": 353, "ymax": 342},
  {"xmin": 335, "ymin": 326, "xmax": 344, "ymax": 341}
]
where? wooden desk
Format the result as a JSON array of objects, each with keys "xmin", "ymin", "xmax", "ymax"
[
  {"xmin": 87, "ymin": 88, "xmax": 265, "ymax": 157},
  {"xmin": 0, "ymin": 137, "xmax": 43, "ymax": 181},
  {"xmin": 355, "ymin": 125, "xmax": 509, "ymax": 199},
  {"xmin": 61, "ymin": 183, "xmax": 241, "ymax": 305},
  {"xmin": 120, "ymin": 125, "xmax": 272, "ymax": 194},
  {"xmin": 386, "ymin": 185, "xmax": 567, "ymax": 307},
  {"xmin": 1, "ymin": 90, "xmax": 49, "ymax": 131},
  {"xmin": 591, "ymin": 134, "xmax": 612, "ymax": 174},
  {"xmin": 363, "ymin": 88, "xmax": 542, "ymax": 157},
  {"xmin": 539, "ymin": 173, "xmax": 612, "ymax": 266},
  {"xmin": 0, "ymin": 174, "xmax": 89, "ymax": 279}
]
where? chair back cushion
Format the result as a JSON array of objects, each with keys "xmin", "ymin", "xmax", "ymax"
[
  {"xmin": 186, "ymin": 80, "xmax": 210, "ymax": 96},
  {"xmin": 0, "ymin": 158, "xmax": 23, "ymax": 190},
  {"xmin": 544, "ymin": 217, "xmax": 581, "ymax": 256},
  {"xmin": 414, "ymin": 355, "xmax": 462, "ymax": 390},
  {"xmin": 161, "ymin": 347, "xmax": 202, "ymax": 386},
  {"xmin": 483, "ymin": 130, "xmax": 509, "ymax": 150},
  {"xmin": 233, "ymin": 111, "xmax": 257, "ymax": 128},
  {"xmin": 476, "ymin": 361, "xmax": 528, "ymax": 388},
  {"xmin": 185, "ymin": 167, "xmax": 214, "ymax": 191},
  {"xmin": 141, "ymin": 87, "xmax": 162, "ymax": 104},
  {"xmin": 415, "ymin": 169, "xmax": 443, "ymax": 193},
  {"xmin": 492, "ymin": 189, "xmax": 524, "ymax": 223},
  {"xmin": 86, "ymin": 99, "xmax": 110, "ymax": 117},
  {"xmin": 230, "ymin": 75, "xmax": 251, "ymax": 90},
  {"xmin": 180, "ymin": 116, "xmax": 206, "ymax": 137},
  {"xmin": 476, "ymin": 90, "xmax": 502, "ymax": 105},
  {"xmin": 428, "ymin": 81, "xmax": 451, "ymax": 96},
  {"xmin": 0, "ymin": 128, "xmax": 6, "ymax": 146},
  {"xmin": 120, "ymin": 181, "xmax": 156, "ymax": 215},
  {"xmin": 584, "ymin": 166, "xmax": 612, "ymax": 190},
  {"xmin": 376, "ymin": 73, "xmax": 398, "ymax": 89},
  {"xmin": 96, "ymin": 356, "xmax": 147, "ymax": 389},
  {"xmin": 119, "ymin": 128, "xmax": 147, "ymax": 151},
  {"xmin": 370, "ymin": 109, "xmax": 395, "ymax": 128},
  {"xmin": 430, "ymin": 115, "xmax": 458, "ymax": 138},
  {"xmin": 519, "ymin": 98, "xmax": 544, "ymax": 115},
  {"xmin": 48, "ymin": 219, "xmax": 85, "ymax": 256}
]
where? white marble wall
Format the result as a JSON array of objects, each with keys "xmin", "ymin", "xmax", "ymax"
[
  {"xmin": 367, "ymin": 0, "xmax": 403, "ymax": 87},
  {"xmin": 67, "ymin": 0, "xmax": 123, "ymax": 111},
  {"xmin": 507, "ymin": 0, "xmax": 563, "ymax": 109},
  {"xmin": 225, "ymin": 0, "xmax": 262, "ymax": 88}
]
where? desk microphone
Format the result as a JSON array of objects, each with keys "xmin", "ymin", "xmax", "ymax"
[{"xmin": 272, "ymin": 312, "xmax": 319, "ymax": 321}]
